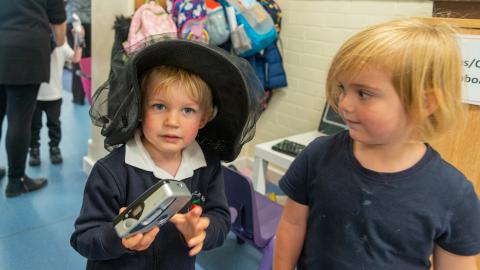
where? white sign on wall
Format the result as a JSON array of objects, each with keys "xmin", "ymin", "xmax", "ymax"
[{"xmin": 458, "ymin": 34, "xmax": 480, "ymax": 106}]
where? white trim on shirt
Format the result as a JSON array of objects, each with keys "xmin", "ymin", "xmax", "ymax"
[{"xmin": 125, "ymin": 130, "xmax": 207, "ymax": 180}]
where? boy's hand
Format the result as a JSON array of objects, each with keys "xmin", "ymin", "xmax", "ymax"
[
  {"xmin": 170, "ymin": 205, "xmax": 210, "ymax": 256},
  {"xmin": 118, "ymin": 207, "xmax": 160, "ymax": 251}
]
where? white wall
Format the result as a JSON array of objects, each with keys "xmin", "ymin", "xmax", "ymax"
[
  {"xmin": 239, "ymin": 0, "xmax": 433, "ymax": 159},
  {"xmin": 86, "ymin": 0, "xmax": 433, "ymax": 169},
  {"xmin": 84, "ymin": 1, "xmax": 134, "ymax": 173}
]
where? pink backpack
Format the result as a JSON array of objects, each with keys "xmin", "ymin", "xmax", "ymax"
[{"xmin": 123, "ymin": 1, "xmax": 177, "ymax": 52}]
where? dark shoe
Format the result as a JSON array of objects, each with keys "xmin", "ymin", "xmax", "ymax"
[
  {"xmin": 29, "ymin": 148, "xmax": 41, "ymax": 166},
  {"xmin": 0, "ymin": 166, "xmax": 5, "ymax": 179},
  {"xmin": 5, "ymin": 175, "xmax": 48, "ymax": 197},
  {"xmin": 50, "ymin": 146, "xmax": 63, "ymax": 164}
]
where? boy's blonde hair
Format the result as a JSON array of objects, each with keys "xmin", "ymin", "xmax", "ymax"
[
  {"xmin": 140, "ymin": 66, "xmax": 214, "ymax": 117},
  {"xmin": 326, "ymin": 18, "xmax": 466, "ymax": 141}
]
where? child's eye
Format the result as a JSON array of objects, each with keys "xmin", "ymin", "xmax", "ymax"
[
  {"xmin": 152, "ymin": 104, "xmax": 166, "ymax": 110},
  {"xmin": 182, "ymin": 107, "xmax": 196, "ymax": 115},
  {"xmin": 358, "ymin": 89, "xmax": 373, "ymax": 99}
]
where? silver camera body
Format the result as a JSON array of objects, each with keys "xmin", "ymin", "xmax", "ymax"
[{"xmin": 114, "ymin": 179, "xmax": 192, "ymax": 238}]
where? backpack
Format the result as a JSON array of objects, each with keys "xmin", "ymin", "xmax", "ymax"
[
  {"xmin": 224, "ymin": 0, "xmax": 277, "ymax": 57},
  {"xmin": 257, "ymin": 0, "xmax": 282, "ymax": 34},
  {"xmin": 123, "ymin": 1, "xmax": 177, "ymax": 53},
  {"xmin": 169, "ymin": 0, "xmax": 210, "ymax": 44},
  {"xmin": 205, "ymin": 0, "xmax": 230, "ymax": 45}
]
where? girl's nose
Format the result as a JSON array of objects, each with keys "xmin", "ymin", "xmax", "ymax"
[{"xmin": 338, "ymin": 92, "xmax": 354, "ymax": 113}]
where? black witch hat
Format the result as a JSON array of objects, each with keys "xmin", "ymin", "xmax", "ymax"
[{"xmin": 90, "ymin": 36, "xmax": 264, "ymax": 162}]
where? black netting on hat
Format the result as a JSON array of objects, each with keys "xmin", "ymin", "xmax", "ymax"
[{"xmin": 90, "ymin": 36, "xmax": 264, "ymax": 161}]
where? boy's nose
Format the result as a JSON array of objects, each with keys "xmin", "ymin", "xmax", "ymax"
[{"xmin": 165, "ymin": 111, "xmax": 180, "ymax": 126}]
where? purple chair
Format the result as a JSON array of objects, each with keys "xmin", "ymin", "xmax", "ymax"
[{"xmin": 222, "ymin": 165, "xmax": 284, "ymax": 270}]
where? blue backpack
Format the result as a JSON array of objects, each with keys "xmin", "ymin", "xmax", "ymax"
[
  {"xmin": 222, "ymin": 0, "xmax": 277, "ymax": 57},
  {"xmin": 206, "ymin": 0, "xmax": 230, "ymax": 45}
]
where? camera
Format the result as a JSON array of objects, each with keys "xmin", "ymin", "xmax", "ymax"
[{"xmin": 113, "ymin": 179, "xmax": 192, "ymax": 238}]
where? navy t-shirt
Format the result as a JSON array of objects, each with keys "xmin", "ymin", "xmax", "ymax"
[{"xmin": 280, "ymin": 131, "xmax": 480, "ymax": 270}]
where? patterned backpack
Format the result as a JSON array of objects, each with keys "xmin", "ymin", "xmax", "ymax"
[
  {"xmin": 169, "ymin": 0, "xmax": 210, "ymax": 44},
  {"xmin": 123, "ymin": 1, "xmax": 177, "ymax": 53}
]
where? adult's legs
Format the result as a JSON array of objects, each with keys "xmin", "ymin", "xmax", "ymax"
[
  {"xmin": 4, "ymin": 84, "xmax": 47, "ymax": 197},
  {"xmin": 5, "ymin": 84, "xmax": 40, "ymax": 177}
]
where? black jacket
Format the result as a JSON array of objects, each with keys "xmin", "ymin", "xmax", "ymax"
[{"xmin": 70, "ymin": 146, "xmax": 231, "ymax": 270}]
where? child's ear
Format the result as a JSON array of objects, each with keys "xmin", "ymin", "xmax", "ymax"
[
  {"xmin": 423, "ymin": 90, "xmax": 439, "ymax": 116},
  {"xmin": 199, "ymin": 115, "xmax": 209, "ymax": 129},
  {"xmin": 199, "ymin": 106, "xmax": 216, "ymax": 128}
]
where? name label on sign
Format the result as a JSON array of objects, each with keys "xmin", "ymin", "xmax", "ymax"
[{"xmin": 458, "ymin": 34, "xmax": 480, "ymax": 106}]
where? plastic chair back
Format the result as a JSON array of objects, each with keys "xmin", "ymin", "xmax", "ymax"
[{"xmin": 222, "ymin": 165, "xmax": 283, "ymax": 248}]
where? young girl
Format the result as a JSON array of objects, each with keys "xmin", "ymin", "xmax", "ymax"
[
  {"xmin": 274, "ymin": 18, "xmax": 480, "ymax": 270},
  {"xmin": 71, "ymin": 38, "xmax": 263, "ymax": 270}
]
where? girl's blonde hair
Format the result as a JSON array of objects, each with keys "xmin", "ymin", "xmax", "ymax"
[
  {"xmin": 140, "ymin": 66, "xmax": 214, "ymax": 117},
  {"xmin": 326, "ymin": 18, "xmax": 466, "ymax": 141}
]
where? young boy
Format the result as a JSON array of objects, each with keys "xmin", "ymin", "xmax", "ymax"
[
  {"xmin": 70, "ymin": 38, "xmax": 263, "ymax": 270},
  {"xmin": 28, "ymin": 37, "xmax": 83, "ymax": 166},
  {"xmin": 273, "ymin": 18, "xmax": 480, "ymax": 270}
]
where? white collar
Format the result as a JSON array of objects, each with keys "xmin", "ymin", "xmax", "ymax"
[{"xmin": 125, "ymin": 130, "xmax": 207, "ymax": 180}]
